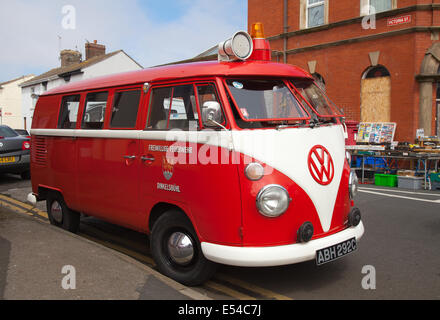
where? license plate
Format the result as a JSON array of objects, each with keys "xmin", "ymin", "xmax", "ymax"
[
  {"xmin": 316, "ymin": 238, "xmax": 357, "ymax": 266},
  {"xmin": 0, "ymin": 156, "xmax": 16, "ymax": 164}
]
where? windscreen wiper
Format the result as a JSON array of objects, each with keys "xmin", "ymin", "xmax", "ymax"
[{"xmin": 276, "ymin": 122, "xmax": 309, "ymax": 130}]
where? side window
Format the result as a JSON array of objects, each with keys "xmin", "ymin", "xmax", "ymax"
[
  {"xmin": 307, "ymin": 0, "xmax": 325, "ymax": 28},
  {"xmin": 361, "ymin": 0, "xmax": 394, "ymax": 15},
  {"xmin": 58, "ymin": 95, "xmax": 80, "ymax": 129},
  {"xmin": 110, "ymin": 89, "xmax": 141, "ymax": 128},
  {"xmin": 300, "ymin": 0, "xmax": 328, "ymax": 29},
  {"xmin": 197, "ymin": 84, "xmax": 225, "ymax": 127},
  {"xmin": 82, "ymin": 91, "xmax": 108, "ymax": 129},
  {"xmin": 146, "ymin": 85, "xmax": 199, "ymax": 131}
]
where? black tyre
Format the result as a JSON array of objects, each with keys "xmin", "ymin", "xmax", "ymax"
[
  {"xmin": 150, "ymin": 210, "xmax": 217, "ymax": 286},
  {"xmin": 20, "ymin": 170, "xmax": 31, "ymax": 180},
  {"xmin": 46, "ymin": 193, "xmax": 80, "ymax": 233}
]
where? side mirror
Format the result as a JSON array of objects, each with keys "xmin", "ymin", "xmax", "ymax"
[{"xmin": 202, "ymin": 101, "xmax": 223, "ymax": 126}]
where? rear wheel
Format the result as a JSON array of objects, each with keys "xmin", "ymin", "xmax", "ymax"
[
  {"xmin": 46, "ymin": 193, "xmax": 80, "ymax": 233},
  {"xmin": 150, "ymin": 210, "xmax": 217, "ymax": 286},
  {"xmin": 20, "ymin": 170, "xmax": 31, "ymax": 180}
]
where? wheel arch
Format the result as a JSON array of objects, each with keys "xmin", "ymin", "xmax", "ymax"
[
  {"xmin": 37, "ymin": 185, "xmax": 63, "ymax": 201},
  {"xmin": 148, "ymin": 202, "xmax": 196, "ymax": 236}
]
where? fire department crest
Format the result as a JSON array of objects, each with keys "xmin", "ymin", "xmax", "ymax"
[{"xmin": 162, "ymin": 157, "xmax": 175, "ymax": 181}]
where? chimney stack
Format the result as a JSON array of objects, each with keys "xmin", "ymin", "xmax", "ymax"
[
  {"xmin": 85, "ymin": 40, "xmax": 106, "ymax": 60},
  {"xmin": 60, "ymin": 50, "xmax": 82, "ymax": 67}
]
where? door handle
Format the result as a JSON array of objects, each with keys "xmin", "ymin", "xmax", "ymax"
[
  {"xmin": 124, "ymin": 155, "xmax": 137, "ymax": 160},
  {"xmin": 141, "ymin": 156, "xmax": 155, "ymax": 162}
]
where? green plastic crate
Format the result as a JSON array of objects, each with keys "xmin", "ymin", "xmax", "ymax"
[
  {"xmin": 430, "ymin": 172, "xmax": 440, "ymax": 183},
  {"xmin": 374, "ymin": 174, "xmax": 397, "ymax": 187}
]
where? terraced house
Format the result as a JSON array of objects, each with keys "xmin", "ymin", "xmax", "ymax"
[
  {"xmin": 20, "ymin": 41, "xmax": 142, "ymax": 130},
  {"xmin": 249, "ymin": 0, "xmax": 440, "ymax": 142}
]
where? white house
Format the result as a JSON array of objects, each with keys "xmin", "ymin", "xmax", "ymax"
[
  {"xmin": 0, "ymin": 75, "xmax": 35, "ymax": 129},
  {"xmin": 20, "ymin": 41, "xmax": 143, "ymax": 130}
]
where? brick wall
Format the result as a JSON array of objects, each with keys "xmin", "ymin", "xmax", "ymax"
[{"xmin": 248, "ymin": 0, "xmax": 440, "ymax": 142}]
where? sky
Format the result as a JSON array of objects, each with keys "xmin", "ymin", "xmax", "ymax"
[{"xmin": 0, "ymin": 0, "xmax": 248, "ymax": 83}]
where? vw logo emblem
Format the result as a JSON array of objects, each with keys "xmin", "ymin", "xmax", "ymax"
[{"xmin": 308, "ymin": 145, "xmax": 334, "ymax": 185}]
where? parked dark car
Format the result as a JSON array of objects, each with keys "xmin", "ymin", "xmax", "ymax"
[
  {"xmin": 0, "ymin": 125, "xmax": 31, "ymax": 179},
  {"xmin": 14, "ymin": 129, "xmax": 31, "ymax": 139}
]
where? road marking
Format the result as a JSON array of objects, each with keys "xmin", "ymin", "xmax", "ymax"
[
  {"xmin": 0, "ymin": 194, "xmax": 34, "ymax": 210},
  {"xmin": 359, "ymin": 189, "xmax": 440, "ymax": 203},
  {"xmin": 204, "ymin": 280, "xmax": 257, "ymax": 300},
  {"xmin": 214, "ymin": 274, "xmax": 293, "ymax": 300},
  {"xmin": 0, "ymin": 194, "xmax": 292, "ymax": 300},
  {"xmin": 0, "ymin": 194, "xmax": 48, "ymax": 218},
  {"xmin": 0, "ymin": 199, "xmax": 33, "ymax": 216},
  {"xmin": 359, "ymin": 187, "xmax": 440, "ymax": 197}
]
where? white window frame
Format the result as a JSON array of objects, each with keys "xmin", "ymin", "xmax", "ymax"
[
  {"xmin": 306, "ymin": 0, "xmax": 326, "ymax": 28},
  {"xmin": 361, "ymin": 0, "xmax": 396, "ymax": 16}
]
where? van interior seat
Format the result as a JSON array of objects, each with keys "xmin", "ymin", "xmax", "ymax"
[{"xmin": 154, "ymin": 119, "xmax": 191, "ymax": 130}]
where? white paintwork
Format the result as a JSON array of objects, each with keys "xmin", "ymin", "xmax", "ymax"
[
  {"xmin": 231, "ymin": 125, "xmax": 346, "ymax": 232},
  {"xmin": 31, "ymin": 125, "xmax": 346, "ymax": 233},
  {"xmin": 202, "ymin": 222, "xmax": 364, "ymax": 267},
  {"xmin": 202, "ymin": 221, "xmax": 364, "ymax": 267},
  {"xmin": 30, "ymin": 128, "xmax": 233, "ymax": 149}
]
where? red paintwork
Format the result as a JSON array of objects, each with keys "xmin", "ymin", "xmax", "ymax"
[
  {"xmin": 236, "ymin": 153, "xmax": 351, "ymax": 246},
  {"xmin": 30, "ymin": 58, "xmax": 352, "ymax": 249},
  {"xmin": 40, "ymin": 61, "xmax": 313, "ymax": 97},
  {"xmin": 248, "ymin": 38, "xmax": 272, "ymax": 61}
]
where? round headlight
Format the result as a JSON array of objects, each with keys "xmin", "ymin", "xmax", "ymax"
[
  {"xmin": 256, "ymin": 185, "xmax": 291, "ymax": 218},
  {"xmin": 245, "ymin": 163, "xmax": 264, "ymax": 181},
  {"xmin": 349, "ymin": 170, "xmax": 359, "ymax": 199}
]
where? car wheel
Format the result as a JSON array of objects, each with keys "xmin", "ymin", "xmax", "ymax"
[
  {"xmin": 46, "ymin": 193, "xmax": 80, "ymax": 233},
  {"xmin": 20, "ymin": 170, "xmax": 31, "ymax": 180},
  {"xmin": 150, "ymin": 210, "xmax": 217, "ymax": 286}
]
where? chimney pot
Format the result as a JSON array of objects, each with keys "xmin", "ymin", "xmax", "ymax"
[
  {"xmin": 60, "ymin": 50, "xmax": 82, "ymax": 67},
  {"xmin": 85, "ymin": 40, "xmax": 106, "ymax": 60}
]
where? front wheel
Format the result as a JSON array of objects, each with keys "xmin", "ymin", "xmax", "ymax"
[{"xmin": 150, "ymin": 210, "xmax": 217, "ymax": 286}]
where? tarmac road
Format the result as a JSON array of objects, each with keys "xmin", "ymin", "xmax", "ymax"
[
  {"xmin": 1, "ymin": 173, "xmax": 439, "ymax": 300},
  {"xmin": 217, "ymin": 186, "xmax": 440, "ymax": 300}
]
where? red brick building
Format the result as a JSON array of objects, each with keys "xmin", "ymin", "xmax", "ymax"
[{"xmin": 248, "ymin": 0, "xmax": 440, "ymax": 142}]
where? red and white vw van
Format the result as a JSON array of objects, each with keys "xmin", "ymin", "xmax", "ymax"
[{"xmin": 29, "ymin": 26, "xmax": 364, "ymax": 285}]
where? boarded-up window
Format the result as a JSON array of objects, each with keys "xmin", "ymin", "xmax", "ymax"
[{"xmin": 361, "ymin": 66, "xmax": 391, "ymax": 122}]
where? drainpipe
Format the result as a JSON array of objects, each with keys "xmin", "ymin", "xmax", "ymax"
[{"xmin": 283, "ymin": 0, "xmax": 288, "ymax": 63}]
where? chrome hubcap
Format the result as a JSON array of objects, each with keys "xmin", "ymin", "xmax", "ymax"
[
  {"xmin": 51, "ymin": 201, "xmax": 63, "ymax": 223},
  {"xmin": 167, "ymin": 232, "xmax": 194, "ymax": 266}
]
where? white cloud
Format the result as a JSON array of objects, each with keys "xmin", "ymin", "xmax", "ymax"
[{"xmin": 0, "ymin": 0, "xmax": 247, "ymax": 82}]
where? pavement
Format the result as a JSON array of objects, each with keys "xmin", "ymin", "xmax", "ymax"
[{"xmin": 0, "ymin": 205, "xmax": 210, "ymax": 300}]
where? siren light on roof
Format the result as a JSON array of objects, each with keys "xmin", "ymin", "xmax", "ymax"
[{"xmin": 218, "ymin": 31, "xmax": 254, "ymax": 62}]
